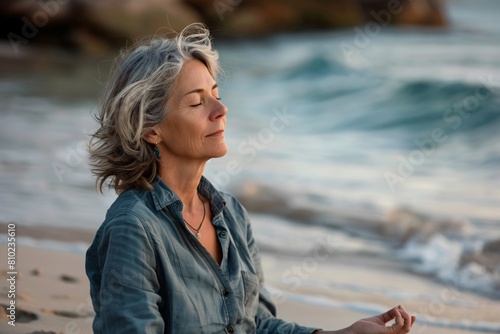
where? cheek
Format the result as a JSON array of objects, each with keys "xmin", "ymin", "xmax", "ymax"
[
  {"xmin": 165, "ymin": 118, "xmax": 206, "ymax": 150},
  {"xmin": 164, "ymin": 113, "xmax": 193, "ymax": 135}
]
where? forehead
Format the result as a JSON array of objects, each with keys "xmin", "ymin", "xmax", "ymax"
[{"xmin": 176, "ymin": 60, "xmax": 216, "ymax": 93}]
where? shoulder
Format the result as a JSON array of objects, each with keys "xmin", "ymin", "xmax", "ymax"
[
  {"xmin": 92, "ymin": 189, "xmax": 159, "ymax": 247},
  {"xmin": 106, "ymin": 188, "xmax": 153, "ymax": 218},
  {"xmin": 103, "ymin": 187, "xmax": 164, "ymax": 229}
]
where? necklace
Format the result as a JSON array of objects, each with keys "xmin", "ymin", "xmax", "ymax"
[{"xmin": 183, "ymin": 192, "xmax": 206, "ymax": 239}]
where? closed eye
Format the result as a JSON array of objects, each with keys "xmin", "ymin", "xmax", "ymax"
[{"xmin": 190, "ymin": 96, "xmax": 221, "ymax": 107}]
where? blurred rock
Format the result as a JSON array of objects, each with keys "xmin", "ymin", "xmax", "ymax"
[
  {"xmin": 31, "ymin": 267, "xmax": 43, "ymax": 276},
  {"xmin": 381, "ymin": 208, "xmax": 470, "ymax": 244},
  {"xmin": 484, "ymin": 239, "xmax": 500, "ymax": 254},
  {"xmin": 460, "ymin": 252, "xmax": 500, "ymax": 273},
  {"xmin": 394, "ymin": 0, "xmax": 447, "ymax": 26},
  {"xmin": 184, "ymin": 0, "xmax": 364, "ymax": 37},
  {"xmin": 185, "ymin": 0, "xmax": 447, "ymax": 37},
  {"xmin": 0, "ymin": 0, "xmax": 200, "ymax": 56},
  {"xmin": 60, "ymin": 273, "xmax": 78, "ymax": 283},
  {"xmin": 81, "ymin": 0, "xmax": 201, "ymax": 49},
  {"xmin": 0, "ymin": 0, "xmax": 447, "ymax": 56},
  {"xmin": 357, "ymin": 0, "xmax": 447, "ymax": 27}
]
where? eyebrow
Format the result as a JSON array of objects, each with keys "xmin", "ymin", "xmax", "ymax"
[{"xmin": 183, "ymin": 83, "xmax": 218, "ymax": 97}]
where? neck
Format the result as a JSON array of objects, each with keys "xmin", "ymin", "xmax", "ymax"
[{"xmin": 158, "ymin": 155, "xmax": 206, "ymax": 212}]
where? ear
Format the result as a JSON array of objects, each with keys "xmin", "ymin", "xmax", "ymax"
[{"xmin": 143, "ymin": 128, "xmax": 161, "ymax": 145}]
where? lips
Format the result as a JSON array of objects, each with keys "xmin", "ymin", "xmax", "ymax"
[{"xmin": 206, "ymin": 130, "xmax": 224, "ymax": 137}]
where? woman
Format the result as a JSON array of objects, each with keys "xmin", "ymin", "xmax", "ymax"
[{"xmin": 86, "ymin": 23, "xmax": 416, "ymax": 333}]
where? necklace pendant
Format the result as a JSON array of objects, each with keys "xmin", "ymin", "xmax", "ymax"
[{"xmin": 196, "ymin": 232, "xmax": 201, "ymax": 239}]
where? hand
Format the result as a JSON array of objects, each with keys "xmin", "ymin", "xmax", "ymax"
[
  {"xmin": 347, "ymin": 305, "xmax": 416, "ymax": 334},
  {"xmin": 314, "ymin": 305, "xmax": 416, "ymax": 334}
]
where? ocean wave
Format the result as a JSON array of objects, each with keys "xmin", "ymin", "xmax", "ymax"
[
  {"xmin": 393, "ymin": 79, "xmax": 499, "ymax": 126},
  {"xmin": 394, "ymin": 80, "xmax": 488, "ymax": 103},
  {"xmin": 328, "ymin": 79, "xmax": 500, "ymax": 134},
  {"xmin": 383, "ymin": 209, "xmax": 500, "ymax": 297},
  {"xmin": 281, "ymin": 55, "xmax": 350, "ymax": 79},
  {"xmin": 234, "ymin": 182, "xmax": 500, "ymax": 298},
  {"xmin": 399, "ymin": 234, "xmax": 500, "ymax": 298}
]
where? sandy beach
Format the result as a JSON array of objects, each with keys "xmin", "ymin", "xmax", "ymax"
[{"xmin": 1, "ymin": 223, "xmax": 498, "ymax": 333}]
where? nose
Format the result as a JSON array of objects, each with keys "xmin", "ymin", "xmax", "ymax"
[{"xmin": 209, "ymin": 97, "xmax": 227, "ymax": 121}]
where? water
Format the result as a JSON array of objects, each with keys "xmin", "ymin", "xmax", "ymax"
[{"xmin": 1, "ymin": 0, "xmax": 499, "ymax": 331}]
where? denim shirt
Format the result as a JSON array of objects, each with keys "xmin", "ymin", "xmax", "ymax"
[{"xmin": 85, "ymin": 175, "xmax": 318, "ymax": 334}]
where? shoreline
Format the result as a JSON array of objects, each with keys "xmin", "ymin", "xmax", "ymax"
[
  {"xmin": 1, "ymin": 223, "xmax": 498, "ymax": 333},
  {"xmin": 0, "ymin": 222, "xmax": 95, "ymax": 244},
  {"xmin": 261, "ymin": 251, "xmax": 500, "ymax": 333}
]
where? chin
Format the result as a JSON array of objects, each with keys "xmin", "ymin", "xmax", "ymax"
[
  {"xmin": 214, "ymin": 149, "xmax": 228, "ymax": 158},
  {"xmin": 211, "ymin": 145, "xmax": 228, "ymax": 158}
]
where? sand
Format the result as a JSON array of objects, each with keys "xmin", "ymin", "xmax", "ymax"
[
  {"xmin": 0, "ymin": 224, "xmax": 496, "ymax": 333},
  {"xmin": 0, "ymin": 245, "xmax": 93, "ymax": 333}
]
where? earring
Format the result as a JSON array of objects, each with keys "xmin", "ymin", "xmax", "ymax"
[{"xmin": 154, "ymin": 142, "xmax": 161, "ymax": 158}]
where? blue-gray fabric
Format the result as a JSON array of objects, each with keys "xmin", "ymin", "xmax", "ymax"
[{"xmin": 85, "ymin": 175, "xmax": 319, "ymax": 334}]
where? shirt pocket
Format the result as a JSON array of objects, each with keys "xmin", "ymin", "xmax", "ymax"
[{"xmin": 241, "ymin": 270, "xmax": 259, "ymax": 318}]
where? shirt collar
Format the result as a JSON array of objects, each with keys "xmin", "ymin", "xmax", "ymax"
[
  {"xmin": 151, "ymin": 175, "xmax": 226, "ymax": 215},
  {"xmin": 198, "ymin": 175, "xmax": 226, "ymax": 216}
]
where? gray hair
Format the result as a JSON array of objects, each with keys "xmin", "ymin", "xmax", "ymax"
[{"xmin": 89, "ymin": 23, "xmax": 219, "ymax": 193}]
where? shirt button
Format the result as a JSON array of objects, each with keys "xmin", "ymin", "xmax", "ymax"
[
  {"xmin": 222, "ymin": 289, "xmax": 230, "ymax": 297},
  {"xmin": 219, "ymin": 230, "xmax": 227, "ymax": 238},
  {"xmin": 227, "ymin": 326, "xmax": 235, "ymax": 333}
]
